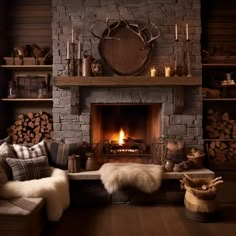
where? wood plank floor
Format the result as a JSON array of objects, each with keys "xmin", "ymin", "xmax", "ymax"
[{"xmin": 43, "ymin": 204, "xmax": 236, "ymax": 236}]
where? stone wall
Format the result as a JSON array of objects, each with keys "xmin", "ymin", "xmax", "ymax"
[{"xmin": 52, "ymin": 0, "xmax": 203, "ymax": 150}]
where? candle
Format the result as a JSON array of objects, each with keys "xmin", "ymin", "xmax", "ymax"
[
  {"xmin": 186, "ymin": 24, "xmax": 189, "ymax": 40},
  {"xmin": 66, "ymin": 40, "xmax": 70, "ymax": 59},
  {"xmin": 72, "ymin": 27, "xmax": 74, "ymax": 43},
  {"xmin": 150, "ymin": 67, "xmax": 156, "ymax": 77},
  {"xmin": 175, "ymin": 24, "xmax": 178, "ymax": 40},
  {"xmin": 77, "ymin": 41, "xmax": 81, "ymax": 59},
  {"xmin": 165, "ymin": 66, "xmax": 171, "ymax": 77}
]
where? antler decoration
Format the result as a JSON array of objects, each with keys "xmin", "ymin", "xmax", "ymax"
[
  {"xmin": 91, "ymin": 18, "xmax": 161, "ymax": 47},
  {"xmin": 125, "ymin": 21, "xmax": 161, "ymax": 47},
  {"xmin": 124, "ymin": 20, "xmax": 146, "ymax": 42},
  {"xmin": 90, "ymin": 17, "xmax": 121, "ymax": 40},
  {"xmin": 144, "ymin": 23, "xmax": 161, "ymax": 44}
]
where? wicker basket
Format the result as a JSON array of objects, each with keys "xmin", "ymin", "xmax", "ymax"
[
  {"xmin": 181, "ymin": 176, "xmax": 221, "ymax": 222},
  {"xmin": 187, "ymin": 154, "xmax": 205, "ymax": 169}
]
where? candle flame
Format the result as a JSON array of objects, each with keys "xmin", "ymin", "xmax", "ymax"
[{"xmin": 118, "ymin": 128, "xmax": 125, "ymax": 145}]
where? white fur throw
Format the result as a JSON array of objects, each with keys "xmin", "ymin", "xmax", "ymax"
[
  {"xmin": 99, "ymin": 163, "xmax": 163, "ymax": 194},
  {"xmin": 0, "ymin": 167, "xmax": 69, "ymax": 221}
]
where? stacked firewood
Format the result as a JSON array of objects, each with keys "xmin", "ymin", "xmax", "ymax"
[
  {"xmin": 206, "ymin": 109, "xmax": 236, "ymax": 139},
  {"xmin": 207, "ymin": 141, "xmax": 236, "ymax": 162},
  {"xmin": 8, "ymin": 111, "xmax": 53, "ymax": 144},
  {"xmin": 206, "ymin": 108, "xmax": 236, "ymax": 162}
]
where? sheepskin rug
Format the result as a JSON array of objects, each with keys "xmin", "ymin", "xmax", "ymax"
[
  {"xmin": 99, "ymin": 163, "xmax": 163, "ymax": 194},
  {"xmin": 0, "ymin": 168, "xmax": 69, "ymax": 221}
]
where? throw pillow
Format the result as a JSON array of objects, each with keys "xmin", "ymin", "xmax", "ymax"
[
  {"xmin": 13, "ymin": 140, "xmax": 47, "ymax": 159},
  {"xmin": 44, "ymin": 140, "xmax": 86, "ymax": 169},
  {"xmin": 0, "ymin": 164, "xmax": 8, "ymax": 188},
  {"xmin": 0, "ymin": 142, "xmax": 17, "ymax": 179},
  {"xmin": 0, "ymin": 136, "xmax": 12, "ymax": 145},
  {"xmin": 6, "ymin": 156, "xmax": 51, "ymax": 181}
]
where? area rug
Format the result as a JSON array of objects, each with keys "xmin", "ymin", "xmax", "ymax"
[
  {"xmin": 0, "ymin": 167, "xmax": 69, "ymax": 221},
  {"xmin": 99, "ymin": 163, "xmax": 163, "ymax": 194}
]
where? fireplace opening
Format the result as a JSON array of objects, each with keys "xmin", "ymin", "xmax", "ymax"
[{"xmin": 91, "ymin": 103, "xmax": 161, "ymax": 163}]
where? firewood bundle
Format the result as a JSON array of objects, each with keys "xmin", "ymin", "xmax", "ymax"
[
  {"xmin": 205, "ymin": 109, "xmax": 236, "ymax": 139},
  {"xmin": 207, "ymin": 141, "xmax": 236, "ymax": 163},
  {"xmin": 8, "ymin": 111, "xmax": 53, "ymax": 144}
]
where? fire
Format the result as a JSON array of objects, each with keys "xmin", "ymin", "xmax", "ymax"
[{"xmin": 118, "ymin": 128, "xmax": 125, "ymax": 145}]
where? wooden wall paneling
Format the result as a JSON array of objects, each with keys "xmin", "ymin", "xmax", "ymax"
[
  {"xmin": 202, "ymin": 0, "xmax": 236, "ymax": 57},
  {"xmin": 6, "ymin": 0, "xmax": 52, "ymax": 52},
  {"xmin": 0, "ymin": 0, "xmax": 52, "ymax": 138}
]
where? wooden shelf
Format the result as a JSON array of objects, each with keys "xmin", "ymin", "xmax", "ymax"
[
  {"xmin": 204, "ymin": 139, "xmax": 236, "ymax": 141},
  {"xmin": 203, "ymin": 98, "xmax": 236, "ymax": 101},
  {"xmin": 202, "ymin": 63, "xmax": 236, "ymax": 67},
  {"xmin": 54, "ymin": 76, "xmax": 202, "ymax": 88},
  {"xmin": 0, "ymin": 65, "xmax": 52, "ymax": 70},
  {"xmin": 0, "ymin": 98, "xmax": 53, "ymax": 102}
]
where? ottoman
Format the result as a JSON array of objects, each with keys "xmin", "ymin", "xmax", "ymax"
[{"xmin": 0, "ymin": 197, "xmax": 46, "ymax": 236}]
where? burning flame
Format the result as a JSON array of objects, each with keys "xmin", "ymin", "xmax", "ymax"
[{"xmin": 118, "ymin": 128, "xmax": 125, "ymax": 145}]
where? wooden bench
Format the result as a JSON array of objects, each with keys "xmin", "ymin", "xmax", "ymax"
[
  {"xmin": 68, "ymin": 168, "xmax": 215, "ymax": 180},
  {"xmin": 68, "ymin": 168, "xmax": 215, "ymax": 206}
]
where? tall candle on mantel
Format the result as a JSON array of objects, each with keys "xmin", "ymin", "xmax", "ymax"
[
  {"xmin": 186, "ymin": 24, "xmax": 189, "ymax": 40},
  {"xmin": 175, "ymin": 24, "xmax": 178, "ymax": 40},
  {"xmin": 77, "ymin": 41, "xmax": 81, "ymax": 59},
  {"xmin": 66, "ymin": 40, "xmax": 70, "ymax": 59},
  {"xmin": 72, "ymin": 27, "xmax": 74, "ymax": 43}
]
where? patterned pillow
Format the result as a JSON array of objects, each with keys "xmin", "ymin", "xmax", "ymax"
[
  {"xmin": 0, "ymin": 142, "xmax": 17, "ymax": 180},
  {"xmin": 13, "ymin": 140, "xmax": 47, "ymax": 159},
  {"xmin": 0, "ymin": 164, "xmax": 8, "ymax": 188},
  {"xmin": 6, "ymin": 156, "xmax": 51, "ymax": 181}
]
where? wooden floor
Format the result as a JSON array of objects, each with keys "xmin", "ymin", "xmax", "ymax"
[{"xmin": 43, "ymin": 204, "xmax": 236, "ymax": 236}]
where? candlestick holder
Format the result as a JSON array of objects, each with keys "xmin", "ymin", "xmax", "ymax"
[
  {"xmin": 174, "ymin": 39, "xmax": 185, "ymax": 76},
  {"xmin": 77, "ymin": 58, "xmax": 82, "ymax": 76},
  {"xmin": 174, "ymin": 39, "xmax": 179, "ymax": 76},
  {"xmin": 186, "ymin": 39, "xmax": 192, "ymax": 77},
  {"xmin": 66, "ymin": 42, "xmax": 81, "ymax": 76},
  {"xmin": 65, "ymin": 59, "xmax": 71, "ymax": 75}
]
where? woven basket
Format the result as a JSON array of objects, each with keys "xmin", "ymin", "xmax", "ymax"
[{"xmin": 182, "ymin": 177, "xmax": 220, "ymax": 221}]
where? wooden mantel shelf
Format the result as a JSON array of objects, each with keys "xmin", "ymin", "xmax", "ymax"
[{"xmin": 54, "ymin": 76, "xmax": 202, "ymax": 88}]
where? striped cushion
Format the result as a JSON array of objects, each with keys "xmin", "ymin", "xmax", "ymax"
[
  {"xmin": 6, "ymin": 156, "xmax": 51, "ymax": 181},
  {"xmin": 13, "ymin": 140, "xmax": 47, "ymax": 159},
  {"xmin": 45, "ymin": 141, "xmax": 87, "ymax": 169}
]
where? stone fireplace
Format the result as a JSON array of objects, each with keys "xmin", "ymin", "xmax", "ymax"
[{"xmin": 51, "ymin": 0, "xmax": 203, "ymax": 161}]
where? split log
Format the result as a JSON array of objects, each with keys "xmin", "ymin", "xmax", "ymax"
[
  {"xmin": 7, "ymin": 111, "xmax": 53, "ymax": 144},
  {"xmin": 207, "ymin": 141, "xmax": 236, "ymax": 163},
  {"xmin": 205, "ymin": 109, "xmax": 236, "ymax": 139}
]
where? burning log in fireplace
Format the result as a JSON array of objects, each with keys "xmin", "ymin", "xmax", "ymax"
[
  {"xmin": 106, "ymin": 137, "xmax": 149, "ymax": 155},
  {"xmin": 101, "ymin": 128, "xmax": 150, "ymax": 155}
]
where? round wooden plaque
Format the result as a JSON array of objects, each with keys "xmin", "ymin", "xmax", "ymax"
[{"xmin": 99, "ymin": 21, "xmax": 152, "ymax": 76}]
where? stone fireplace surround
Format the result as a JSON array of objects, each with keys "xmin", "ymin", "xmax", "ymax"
[
  {"xmin": 52, "ymin": 0, "xmax": 203, "ymax": 154},
  {"xmin": 53, "ymin": 81, "xmax": 203, "ymax": 154}
]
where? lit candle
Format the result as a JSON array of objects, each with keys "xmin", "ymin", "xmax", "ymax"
[
  {"xmin": 150, "ymin": 67, "xmax": 156, "ymax": 77},
  {"xmin": 175, "ymin": 24, "xmax": 178, "ymax": 40},
  {"xmin": 72, "ymin": 27, "xmax": 74, "ymax": 43},
  {"xmin": 165, "ymin": 66, "xmax": 171, "ymax": 77},
  {"xmin": 77, "ymin": 41, "xmax": 81, "ymax": 59},
  {"xmin": 66, "ymin": 40, "xmax": 70, "ymax": 59},
  {"xmin": 186, "ymin": 24, "xmax": 189, "ymax": 40}
]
